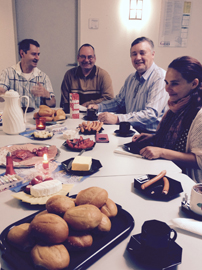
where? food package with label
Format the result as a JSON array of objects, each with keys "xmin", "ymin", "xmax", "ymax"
[{"xmin": 70, "ymin": 93, "xmax": 79, "ymax": 119}]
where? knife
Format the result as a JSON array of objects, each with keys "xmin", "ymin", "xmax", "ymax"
[{"xmin": 65, "ymin": 149, "xmax": 85, "ymax": 171}]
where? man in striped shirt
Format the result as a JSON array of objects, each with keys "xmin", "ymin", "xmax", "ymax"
[
  {"xmin": 0, "ymin": 39, "xmax": 56, "ymax": 109},
  {"xmin": 89, "ymin": 37, "xmax": 168, "ymax": 133}
]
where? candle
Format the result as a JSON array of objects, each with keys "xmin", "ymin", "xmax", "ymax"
[
  {"xmin": 36, "ymin": 118, "xmax": 46, "ymax": 130},
  {"xmin": 43, "ymin": 154, "xmax": 49, "ymax": 169}
]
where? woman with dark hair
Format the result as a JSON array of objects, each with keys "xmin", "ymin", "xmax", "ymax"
[{"xmin": 132, "ymin": 56, "xmax": 202, "ymax": 183}]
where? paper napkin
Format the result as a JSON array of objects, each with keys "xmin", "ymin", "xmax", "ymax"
[{"xmin": 171, "ymin": 218, "xmax": 202, "ymax": 236}]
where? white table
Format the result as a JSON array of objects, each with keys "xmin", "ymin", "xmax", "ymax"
[
  {"xmin": 0, "ymin": 111, "xmax": 181, "ymax": 177},
  {"xmin": 0, "ymin": 173, "xmax": 201, "ymax": 270},
  {"xmin": 1, "ymin": 110, "xmax": 200, "ymax": 270}
]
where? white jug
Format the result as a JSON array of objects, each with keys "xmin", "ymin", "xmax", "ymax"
[{"xmin": 2, "ymin": 90, "xmax": 29, "ymax": 134}]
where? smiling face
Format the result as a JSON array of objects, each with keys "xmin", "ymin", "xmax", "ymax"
[
  {"xmin": 130, "ymin": 41, "xmax": 155, "ymax": 76},
  {"xmin": 20, "ymin": 44, "xmax": 40, "ymax": 73},
  {"xmin": 77, "ymin": 46, "xmax": 96, "ymax": 75},
  {"xmin": 165, "ymin": 68, "xmax": 199, "ymax": 102}
]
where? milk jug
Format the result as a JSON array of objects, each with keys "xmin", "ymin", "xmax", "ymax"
[{"xmin": 2, "ymin": 90, "xmax": 29, "ymax": 134}]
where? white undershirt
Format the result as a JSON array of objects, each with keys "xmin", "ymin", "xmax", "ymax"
[{"xmin": 21, "ymin": 72, "xmax": 33, "ymax": 81}]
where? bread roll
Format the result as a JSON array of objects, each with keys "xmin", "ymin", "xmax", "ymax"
[
  {"xmin": 56, "ymin": 108, "xmax": 66, "ymax": 116},
  {"xmin": 29, "ymin": 213, "xmax": 69, "ymax": 244},
  {"xmin": 7, "ymin": 223, "xmax": 31, "ymax": 248},
  {"xmin": 75, "ymin": 187, "xmax": 108, "ymax": 208},
  {"xmin": 46, "ymin": 195, "xmax": 75, "ymax": 216},
  {"xmin": 54, "ymin": 114, "xmax": 66, "ymax": 121},
  {"xmin": 35, "ymin": 210, "xmax": 49, "ymax": 217},
  {"xmin": 64, "ymin": 233, "xmax": 93, "ymax": 251},
  {"xmin": 100, "ymin": 198, "xmax": 118, "ymax": 217},
  {"xmin": 63, "ymin": 204, "xmax": 102, "ymax": 231},
  {"xmin": 38, "ymin": 105, "xmax": 53, "ymax": 117},
  {"xmin": 97, "ymin": 213, "xmax": 111, "ymax": 232},
  {"xmin": 31, "ymin": 244, "xmax": 70, "ymax": 270}
]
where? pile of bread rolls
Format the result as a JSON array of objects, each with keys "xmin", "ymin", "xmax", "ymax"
[
  {"xmin": 34, "ymin": 105, "xmax": 66, "ymax": 122},
  {"xmin": 7, "ymin": 187, "xmax": 118, "ymax": 270}
]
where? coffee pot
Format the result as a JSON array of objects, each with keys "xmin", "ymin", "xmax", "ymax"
[{"xmin": 2, "ymin": 90, "xmax": 29, "ymax": 134}]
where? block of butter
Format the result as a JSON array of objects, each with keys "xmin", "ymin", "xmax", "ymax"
[{"xmin": 72, "ymin": 156, "xmax": 92, "ymax": 171}]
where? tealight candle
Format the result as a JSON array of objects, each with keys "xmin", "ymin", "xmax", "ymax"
[
  {"xmin": 42, "ymin": 153, "xmax": 49, "ymax": 169},
  {"xmin": 36, "ymin": 118, "xmax": 46, "ymax": 130}
]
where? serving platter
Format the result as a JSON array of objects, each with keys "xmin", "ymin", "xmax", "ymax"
[
  {"xmin": 0, "ymin": 202, "xmax": 134, "ymax": 270},
  {"xmin": 12, "ymin": 184, "xmax": 74, "ymax": 205},
  {"xmin": 61, "ymin": 158, "xmax": 102, "ymax": 176},
  {"xmin": 0, "ymin": 143, "xmax": 60, "ymax": 168},
  {"xmin": 134, "ymin": 174, "xmax": 183, "ymax": 201},
  {"xmin": 62, "ymin": 140, "xmax": 96, "ymax": 152}
]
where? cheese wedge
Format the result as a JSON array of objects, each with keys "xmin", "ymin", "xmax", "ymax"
[
  {"xmin": 30, "ymin": 180, "xmax": 62, "ymax": 197},
  {"xmin": 72, "ymin": 156, "xmax": 92, "ymax": 171}
]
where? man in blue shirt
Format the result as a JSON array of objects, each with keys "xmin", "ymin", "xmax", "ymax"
[{"xmin": 89, "ymin": 37, "xmax": 168, "ymax": 133}]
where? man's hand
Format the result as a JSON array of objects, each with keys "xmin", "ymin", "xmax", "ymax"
[
  {"xmin": 31, "ymin": 82, "xmax": 50, "ymax": 98},
  {"xmin": 98, "ymin": 112, "xmax": 119, "ymax": 124},
  {"xmin": 0, "ymin": 87, "xmax": 6, "ymax": 95},
  {"xmin": 88, "ymin": 104, "xmax": 99, "ymax": 110}
]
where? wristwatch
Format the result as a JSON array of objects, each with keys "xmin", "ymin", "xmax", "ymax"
[{"xmin": 45, "ymin": 93, "xmax": 54, "ymax": 100}]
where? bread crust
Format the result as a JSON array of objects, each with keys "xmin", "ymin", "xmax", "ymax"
[
  {"xmin": 29, "ymin": 213, "xmax": 69, "ymax": 244},
  {"xmin": 7, "ymin": 223, "xmax": 31, "ymax": 247},
  {"xmin": 64, "ymin": 233, "xmax": 93, "ymax": 251},
  {"xmin": 100, "ymin": 198, "xmax": 118, "ymax": 217},
  {"xmin": 46, "ymin": 195, "xmax": 75, "ymax": 216},
  {"xmin": 97, "ymin": 213, "xmax": 111, "ymax": 232},
  {"xmin": 63, "ymin": 204, "xmax": 102, "ymax": 230},
  {"xmin": 31, "ymin": 244, "xmax": 70, "ymax": 270},
  {"xmin": 75, "ymin": 187, "xmax": 108, "ymax": 208}
]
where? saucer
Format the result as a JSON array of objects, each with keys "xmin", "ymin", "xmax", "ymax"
[
  {"xmin": 127, "ymin": 233, "xmax": 182, "ymax": 269},
  {"xmin": 181, "ymin": 201, "xmax": 202, "ymax": 221},
  {"xmin": 114, "ymin": 130, "xmax": 135, "ymax": 137},
  {"xmin": 83, "ymin": 115, "xmax": 98, "ymax": 121}
]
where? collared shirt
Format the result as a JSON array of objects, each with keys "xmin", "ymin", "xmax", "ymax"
[
  {"xmin": 0, "ymin": 62, "xmax": 54, "ymax": 108},
  {"xmin": 60, "ymin": 65, "xmax": 114, "ymax": 108},
  {"xmin": 98, "ymin": 62, "xmax": 169, "ymax": 132}
]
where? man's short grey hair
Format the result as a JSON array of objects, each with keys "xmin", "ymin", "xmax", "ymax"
[{"xmin": 131, "ymin": 37, "xmax": 154, "ymax": 51}]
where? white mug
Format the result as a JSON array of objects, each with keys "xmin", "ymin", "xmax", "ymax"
[{"xmin": 190, "ymin": 184, "xmax": 202, "ymax": 216}]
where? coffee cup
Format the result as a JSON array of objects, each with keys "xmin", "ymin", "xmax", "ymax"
[
  {"xmin": 141, "ymin": 219, "xmax": 177, "ymax": 250},
  {"xmin": 86, "ymin": 108, "xmax": 97, "ymax": 119},
  {"xmin": 190, "ymin": 183, "xmax": 202, "ymax": 216},
  {"xmin": 119, "ymin": 122, "xmax": 130, "ymax": 134}
]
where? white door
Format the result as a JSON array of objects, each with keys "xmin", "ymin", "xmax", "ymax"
[{"xmin": 15, "ymin": 0, "xmax": 78, "ymax": 107}]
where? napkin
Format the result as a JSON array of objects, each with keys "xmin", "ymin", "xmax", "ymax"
[
  {"xmin": 114, "ymin": 146, "xmax": 142, "ymax": 158},
  {"xmin": 171, "ymin": 218, "xmax": 202, "ymax": 236}
]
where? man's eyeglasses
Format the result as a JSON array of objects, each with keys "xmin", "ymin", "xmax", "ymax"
[{"xmin": 79, "ymin": 55, "xmax": 94, "ymax": 60}]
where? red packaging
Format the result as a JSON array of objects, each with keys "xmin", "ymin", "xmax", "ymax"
[{"xmin": 70, "ymin": 93, "xmax": 79, "ymax": 119}]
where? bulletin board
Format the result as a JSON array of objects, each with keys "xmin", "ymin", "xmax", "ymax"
[{"xmin": 159, "ymin": 0, "xmax": 191, "ymax": 47}]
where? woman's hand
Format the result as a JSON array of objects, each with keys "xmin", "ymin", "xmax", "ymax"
[
  {"xmin": 132, "ymin": 133, "xmax": 153, "ymax": 143},
  {"xmin": 140, "ymin": 146, "xmax": 163, "ymax": 160}
]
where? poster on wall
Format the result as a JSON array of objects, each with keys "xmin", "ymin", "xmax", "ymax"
[{"xmin": 159, "ymin": 0, "xmax": 191, "ymax": 47}]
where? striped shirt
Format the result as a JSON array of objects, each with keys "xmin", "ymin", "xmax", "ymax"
[
  {"xmin": 98, "ymin": 62, "xmax": 169, "ymax": 132},
  {"xmin": 0, "ymin": 62, "xmax": 54, "ymax": 108}
]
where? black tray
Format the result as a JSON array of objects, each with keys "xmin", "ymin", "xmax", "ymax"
[
  {"xmin": 0, "ymin": 204, "xmax": 134, "ymax": 270},
  {"xmin": 134, "ymin": 174, "xmax": 183, "ymax": 201},
  {"xmin": 127, "ymin": 233, "xmax": 182, "ymax": 269},
  {"xmin": 62, "ymin": 140, "xmax": 96, "ymax": 152},
  {"xmin": 61, "ymin": 158, "xmax": 102, "ymax": 176}
]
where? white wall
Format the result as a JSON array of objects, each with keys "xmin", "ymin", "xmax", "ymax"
[
  {"xmin": 0, "ymin": 0, "xmax": 16, "ymax": 72},
  {"xmin": 79, "ymin": 0, "xmax": 202, "ymax": 95},
  {"xmin": 1, "ymin": 0, "xmax": 202, "ymax": 98}
]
